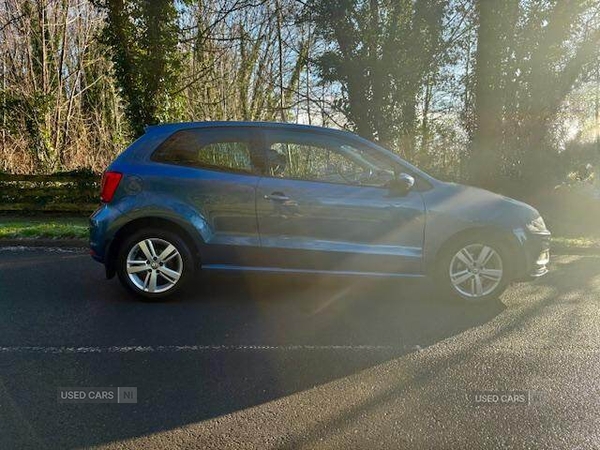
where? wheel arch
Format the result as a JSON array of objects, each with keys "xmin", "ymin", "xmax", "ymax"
[
  {"xmin": 105, "ymin": 216, "xmax": 203, "ymax": 279},
  {"xmin": 427, "ymin": 226, "xmax": 523, "ymax": 278}
]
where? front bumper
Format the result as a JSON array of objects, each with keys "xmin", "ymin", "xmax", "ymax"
[{"xmin": 516, "ymin": 230, "xmax": 551, "ymax": 280}]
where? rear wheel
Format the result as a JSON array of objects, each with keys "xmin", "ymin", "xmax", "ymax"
[
  {"xmin": 116, "ymin": 229, "xmax": 194, "ymax": 300},
  {"xmin": 436, "ymin": 235, "xmax": 512, "ymax": 303}
]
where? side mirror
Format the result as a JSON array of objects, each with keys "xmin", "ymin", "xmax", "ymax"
[{"xmin": 387, "ymin": 173, "xmax": 415, "ymax": 196}]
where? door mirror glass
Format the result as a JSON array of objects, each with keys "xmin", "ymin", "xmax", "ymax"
[{"xmin": 386, "ymin": 173, "xmax": 415, "ymax": 196}]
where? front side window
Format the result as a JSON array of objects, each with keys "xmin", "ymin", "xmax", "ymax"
[
  {"xmin": 152, "ymin": 128, "xmax": 255, "ymax": 174},
  {"xmin": 264, "ymin": 131, "xmax": 395, "ymax": 187}
]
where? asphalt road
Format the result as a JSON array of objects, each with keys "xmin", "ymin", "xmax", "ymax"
[{"xmin": 0, "ymin": 248, "xmax": 598, "ymax": 449}]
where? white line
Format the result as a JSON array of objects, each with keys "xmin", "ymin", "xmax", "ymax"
[{"xmin": 0, "ymin": 344, "xmax": 401, "ymax": 354}]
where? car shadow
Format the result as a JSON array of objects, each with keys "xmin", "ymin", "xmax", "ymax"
[{"xmin": 191, "ymin": 271, "xmax": 506, "ymax": 349}]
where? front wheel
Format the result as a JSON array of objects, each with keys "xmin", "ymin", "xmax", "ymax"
[
  {"xmin": 116, "ymin": 229, "xmax": 194, "ymax": 300},
  {"xmin": 436, "ymin": 236, "xmax": 511, "ymax": 303}
]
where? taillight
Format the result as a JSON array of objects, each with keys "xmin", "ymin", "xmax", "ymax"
[{"xmin": 100, "ymin": 171, "xmax": 123, "ymax": 203}]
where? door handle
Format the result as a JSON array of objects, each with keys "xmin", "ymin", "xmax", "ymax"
[{"xmin": 264, "ymin": 192, "xmax": 290, "ymax": 202}]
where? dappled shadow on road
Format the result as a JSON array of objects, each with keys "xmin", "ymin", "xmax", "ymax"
[
  {"xmin": 276, "ymin": 255, "xmax": 600, "ymax": 449},
  {"xmin": 0, "ymin": 250, "xmax": 508, "ymax": 448}
]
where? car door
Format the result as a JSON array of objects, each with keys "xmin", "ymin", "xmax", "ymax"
[
  {"xmin": 255, "ymin": 128, "xmax": 426, "ymax": 274},
  {"xmin": 150, "ymin": 126, "xmax": 263, "ymax": 266}
]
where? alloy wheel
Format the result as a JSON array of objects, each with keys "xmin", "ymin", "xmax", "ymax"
[
  {"xmin": 449, "ymin": 244, "xmax": 503, "ymax": 298},
  {"xmin": 126, "ymin": 238, "xmax": 183, "ymax": 293}
]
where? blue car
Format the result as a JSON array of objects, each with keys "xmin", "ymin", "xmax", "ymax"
[{"xmin": 90, "ymin": 122, "xmax": 551, "ymax": 302}]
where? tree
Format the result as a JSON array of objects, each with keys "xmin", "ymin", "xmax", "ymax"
[
  {"xmin": 0, "ymin": 0, "xmax": 126, "ymax": 173},
  {"xmin": 95, "ymin": 0, "xmax": 182, "ymax": 136},
  {"xmin": 469, "ymin": 0, "xmax": 600, "ymax": 193},
  {"xmin": 176, "ymin": 0, "xmax": 311, "ymax": 123},
  {"xmin": 306, "ymin": 0, "xmax": 447, "ymax": 158}
]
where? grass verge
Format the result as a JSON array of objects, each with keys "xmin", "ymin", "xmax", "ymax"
[
  {"xmin": 551, "ymin": 236, "xmax": 600, "ymax": 250},
  {"xmin": 0, "ymin": 216, "xmax": 89, "ymax": 239}
]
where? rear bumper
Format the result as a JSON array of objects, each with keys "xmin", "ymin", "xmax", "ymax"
[
  {"xmin": 89, "ymin": 206, "xmax": 107, "ymax": 263},
  {"xmin": 89, "ymin": 203, "xmax": 124, "ymax": 264}
]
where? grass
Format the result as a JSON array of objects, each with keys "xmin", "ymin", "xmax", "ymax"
[
  {"xmin": 0, "ymin": 216, "xmax": 89, "ymax": 239},
  {"xmin": 551, "ymin": 236, "xmax": 600, "ymax": 249}
]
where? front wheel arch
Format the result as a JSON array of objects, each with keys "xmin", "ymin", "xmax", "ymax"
[
  {"xmin": 429, "ymin": 227, "xmax": 521, "ymax": 302},
  {"xmin": 429, "ymin": 227, "xmax": 521, "ymax": 277}
]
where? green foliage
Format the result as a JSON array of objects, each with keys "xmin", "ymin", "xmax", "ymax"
[
  {"xmin": 0, "ymin": 90, "xmax": 55, "ymax": 168},
  {"xmin": 95, "ymin": 0, "xmax": 183, "ymax": 136},
  {"xmin": 2, "ymin": 0, "xmax": 600, "ymax": 199},
  {"xmin": 306, "ymin": 0, "xmax": 446, "ymax": 157},
  {"xmin": 469, "ymin": 0, "xmax": 600, "ymax": 193}
]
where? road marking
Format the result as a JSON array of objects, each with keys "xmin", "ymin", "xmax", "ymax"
[{"xmin": 0, "ymin": 344, "xmax": 401, "ymax": 354}]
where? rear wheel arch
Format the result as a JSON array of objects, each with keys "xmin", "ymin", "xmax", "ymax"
[{"xmin": 105, "ymin": 217, "xmax": 202, "ymax": 278}]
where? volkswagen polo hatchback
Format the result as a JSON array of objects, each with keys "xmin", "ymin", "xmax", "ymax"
[{"xmin": 90, "ymin": 122, "xmax": 551, "ymax": 302}]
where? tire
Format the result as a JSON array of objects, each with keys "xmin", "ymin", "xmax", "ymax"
[
  {"xmin": 116, "ymin": 228, "xmax": 195, "ymax": 301},
  {"xmin": 435, "ymin": 233, "xmax": 512, "ymax": 304}
]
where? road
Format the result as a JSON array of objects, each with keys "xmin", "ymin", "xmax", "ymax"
[{"xmin": 0, "ymin": 247, "xmax": 598, "ymax": 449}]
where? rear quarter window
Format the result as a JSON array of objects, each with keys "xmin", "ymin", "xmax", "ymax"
[{"xmin": 151, "ymin": 129, "xmax": 255, "ymax": 174}]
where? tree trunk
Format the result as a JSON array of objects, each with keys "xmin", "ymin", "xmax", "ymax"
[{"xmin": 468, "ymin": 0, "xmax": 518, "ymax": 191}]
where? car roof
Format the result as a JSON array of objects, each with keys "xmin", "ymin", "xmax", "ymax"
[{"xmin": 144, "ymin": 121, "xmax": 355, "ymax": 139}]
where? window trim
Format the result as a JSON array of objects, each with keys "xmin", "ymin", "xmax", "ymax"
[{"xmin": 150, "ymin": 127, "xmax": 263, "ymax": 176}]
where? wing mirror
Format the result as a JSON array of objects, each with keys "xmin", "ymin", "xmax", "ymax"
[{"xmin": 386, "ymin": 172, "xmax": 415, "ymax": 196}]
